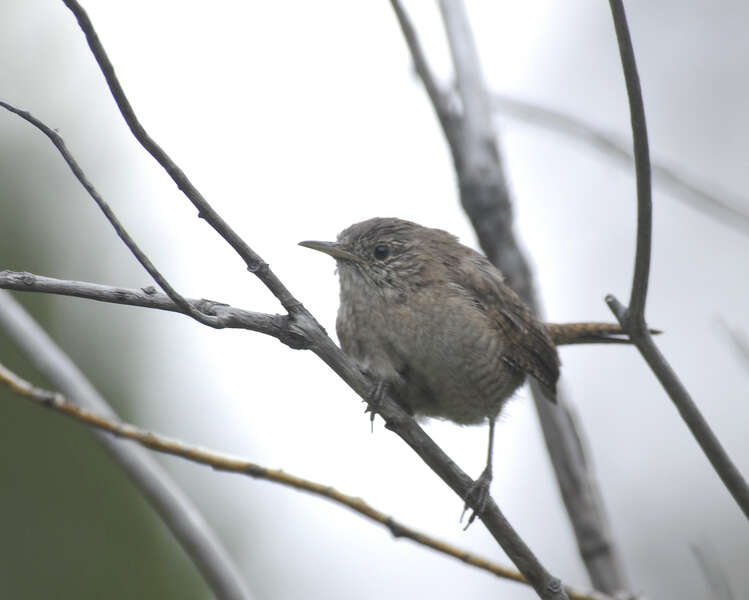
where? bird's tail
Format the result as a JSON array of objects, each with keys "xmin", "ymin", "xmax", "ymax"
[{"xmin": 545, "ymin": 322, "xmax": 661, "ymax": 346}]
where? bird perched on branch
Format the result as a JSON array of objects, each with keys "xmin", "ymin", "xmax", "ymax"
[{"xmin": 300, "ymin": 217, "xmax": 641, "ymax": 525}]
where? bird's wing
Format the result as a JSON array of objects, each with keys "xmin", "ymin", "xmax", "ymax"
[{"xmin": 450, "ymin": 253, "xmax": 560, "ymax": 401}]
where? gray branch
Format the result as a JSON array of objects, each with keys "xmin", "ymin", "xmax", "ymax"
[
  {"xmin": 0, "ymin": 270, "xmax": 287, "ymax": 339},
  {"xmin": 604, "ymin": 1, "xmax": 749, "ymax": 522},
  {"xmin": 0, "ymin": 291, "xmax": 254, "ymax": 600},
  {"xmin": 491, "ymin": 94, "xmax": 749, "ymax": 236}
]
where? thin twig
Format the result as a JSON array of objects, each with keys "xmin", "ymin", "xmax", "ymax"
[
  {"xmin": 491, "ymin": 94, "xmax": 749, "ymax": 236},
  {"xmin": 61, "ymin": 0, "xmax": 301, "ymax": 314},
  {"xmin": 604, "ymin": 2, "xmax": 749, "ymax": 522},
  {"xmin": 0, "ymin": 100, "xmax": 221, "ymax": 329},
  {"xmin": 607, "ymin": 0, "xmax": 652, "ymax": 327},
  {"xmin": 0, "ymin": 361, "xmax": 617, "ymax": 600},
  {"xmin": 0, "ymin": 270, "xmax": 291, "ymax": 341},
  {"xmin": 0, "ymin": 291, "xmax": 252, "ymax": 600}
]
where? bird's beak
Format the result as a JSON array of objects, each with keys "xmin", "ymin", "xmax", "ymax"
[{"xmin": 298, "ymin": 240, "xmax": 367, "ymax": 264}]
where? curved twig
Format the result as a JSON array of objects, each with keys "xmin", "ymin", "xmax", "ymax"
[{"xmin": 607, "ymin": 0, "xmax": 652, "ymax": 327}]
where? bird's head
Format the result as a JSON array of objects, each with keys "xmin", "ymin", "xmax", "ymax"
[{"xmin": 299, "ymin": 217, "xmax": 459, "ymax": 292}]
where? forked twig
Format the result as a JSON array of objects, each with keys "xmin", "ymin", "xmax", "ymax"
[
  {"xmin": 604, "ymin": 0, "xmax": 749, "ymax": 521},
  {"xmin": 0, "ymin": 100, "xmax": 221, "ymax": 328}
]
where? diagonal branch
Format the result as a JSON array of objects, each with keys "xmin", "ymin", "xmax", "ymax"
[
  {"xmin": 0, "ymin": 100, "xmax": 221, "ymax": 328},
  {"xmin": 0, "ymin": 361, "xmax": 617, "ymax": 600},
  {"xmin": 61, "ymin": 0, "xmax": 301, "ymax": 314},
  {"xmin": 604, "ymin": 1, "xmax": 749, "ymax": 522}
]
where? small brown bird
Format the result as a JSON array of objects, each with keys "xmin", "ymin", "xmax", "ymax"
[{"xmin": 301, "ymin": 217, "xmax": 635, "ymax": 524}]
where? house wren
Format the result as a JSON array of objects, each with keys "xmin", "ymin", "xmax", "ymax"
[{"xmin": 300, "ymin": 217, "xmax": 634, "ymax": 524}]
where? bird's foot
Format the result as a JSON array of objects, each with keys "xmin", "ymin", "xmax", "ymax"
[
  {"xmin": 364, "ymin": 379, "xmax": 391, "ymax": 432},
  {"xmin": 460, "ymin": 467, "xmax": 493, "ymax": 529}
]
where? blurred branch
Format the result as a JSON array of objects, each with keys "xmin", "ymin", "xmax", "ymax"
[
  {"xmin": 0, "ymin": 100, "xmax": 221, "ymax": 329},
  {"xmin": 388, "ymin": 0, "xmax": 629, "ymax": 594},
  {"xmin": 717, "ymin": 319, "xmax": 749, "ymax": 373},
  {"xmin": 0, "ymin": 359, "xmax": 618, "ymax": 600},
  {"xmin": 690, "ymin": 541, "xmax": 735, "ymax": 600},
  {"xmin": 491, "ymin": 94, "xmax": 749, "ymax": 236},
  {"xmin": 0, "ymin": 291, "xmax": 252, "ymax": 600},
  {"xmin": 603, "ymin": 1, "xmax": 749, "ymax": 522}
]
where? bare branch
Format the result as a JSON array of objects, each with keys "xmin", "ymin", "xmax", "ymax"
[
  {"xmin": 0, "ymin": 100, "xmax": 221, "ymax": 329},
  {"xmin": 0, "ymin": 270, "xmax": 295, "ymax": 342},
  {"xmin": 0, "ymin": 291, "xmax": 252, "ymax": 600},
  {"xmin": 0, "ymin": 360, "xmax": 620, "ymax": 600},
  {"xmin": 61, "ymin": 0, "xmax": 301, "ymax": 314},
  {"xmin": 491, "ymin": 94, "xmax": 749, "ymax": 236},
  {"xmin": 604, "ymin": 3, "xmax": 749, "ymax": 522},
  {"xmin": 606, "ymin": 0, "xmax": 652, "ymax": 327}
]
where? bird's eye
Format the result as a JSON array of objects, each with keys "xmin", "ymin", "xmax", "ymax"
[{"xmin": 373, "ymin": 244, "xmax": 390, "ymax": 260}]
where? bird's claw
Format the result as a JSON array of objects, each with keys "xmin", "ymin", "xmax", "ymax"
[
  {"xmin": 365, "ymin": 380, "xmax": 390, "ymax": 432},
  {"xmin": 460, "ymin": 468, "xmax": 493, "ymax": 529}
]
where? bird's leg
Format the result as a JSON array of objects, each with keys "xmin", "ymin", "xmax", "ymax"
[{"xmin": 461, "ymin": 417, "xmax": 496, "ymax": 528}]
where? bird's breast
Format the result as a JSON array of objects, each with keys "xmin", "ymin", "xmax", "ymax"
[{"xmin": 337, "ymin": 283, "xmax": 524, "ymax": 425}]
